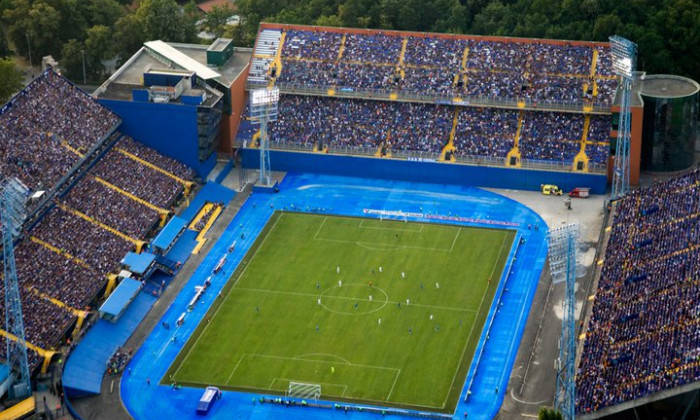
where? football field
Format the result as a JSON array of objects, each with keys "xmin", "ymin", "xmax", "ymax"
[{"xmin": 165, "ymin": 212, "xmax": 514, "ymax": 412}]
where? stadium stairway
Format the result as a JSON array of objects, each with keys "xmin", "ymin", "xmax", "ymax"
[
  {"xmin": 56, "ymin": 203, "xmax": 147, "ymax": 252},
  {"xmin": 573, "ymin": 114, "xmax": 591, "ymax": 172},
  {"xmin": 337, "ymin": 33, "xmax": 347, "ymax": 61},
  {"xmin": 505, "ymin": 111, "xmax": 524, "ymax": 167},
  {"xmin": 94, "ymin": 176, "xmax": 170, "ymax": 226},
  {"xmin": 0, "ymin": 329, "xmax": 56, "ymax": 374},
  {"xmin": 440, "ymin": 109, "xmax": 460, "ymax": 162},
  {"xmin": 29, "ymin": 236, "xmax": 93, "ymax": 270},
  {"xmin": 114, "ymin": 147, "xmax": 195, "ymax": 195},
  {"xmin": 249, "ymin": 29, "xmax": 282, "ymax": 85}
]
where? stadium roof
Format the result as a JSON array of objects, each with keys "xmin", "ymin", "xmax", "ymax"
[{"xmin": 144, "ymin": 40, "xmax": 221, "ymax": 80}]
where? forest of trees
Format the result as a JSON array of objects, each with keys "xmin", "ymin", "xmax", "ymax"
[
  {"xmin": 233, "ymin": 0, "xmax": 699, "ymax": 82},
  {"xmin": 0, "ymin": 0, "xmax": 697, "ymax": 84}
]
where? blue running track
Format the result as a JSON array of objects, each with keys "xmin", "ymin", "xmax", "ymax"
[{"xmin": 121, "ymin": 173, "xmax": 548, "ymax": 420}]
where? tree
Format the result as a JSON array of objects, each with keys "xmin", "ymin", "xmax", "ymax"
[
  {"xmin": 85, "ymin": 0, "xmax": 126, "ymax": 28},
  {"xmin": 5, "ymin": 0, "xmax": 62, "ymax": 62},
  {"xmin": 135, "ymin": 0, "xmax": 195, "ymax": 43},
  {"xmin": 114, "ymin": 14, "xmax": 145, "ymax": 65},
  {"xmin": 85, "ymin": 25, "xmax": 114, "ymax": 78},
  {"xmin": 538, "ymin": 407, "xmax": 563, "ymax": 420},
  {"xmin": 205, "ymin": 4, "xmax": 236, "ymax": 38},
  {"xmin": 60, "ymin": 39, "xmax": 86, "ymax": 82},
  {"xmin": 0, "ymin": 58, "xmax": 23, "ymax": 104},
  {"xmin": 0, "ymin": 28, "xmax": 9, "ymax": 58}
]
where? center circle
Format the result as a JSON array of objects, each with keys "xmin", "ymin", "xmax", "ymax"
[{"xmin": 319, "ymin": 283, "xmax": 389, "ymax": 315}]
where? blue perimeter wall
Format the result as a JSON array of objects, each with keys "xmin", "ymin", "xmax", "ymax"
[
  {"xmin": 99, "ymin": 99, "xmax": 216, "ymax": 179},
  {"xmin": 242, "ymin": 148, "xmax": 607, "ymax": 194}
]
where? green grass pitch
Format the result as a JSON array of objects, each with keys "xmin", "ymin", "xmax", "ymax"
[{"xmin": 165, "ymin": 212, "xmax": 514, "ymax": 412}]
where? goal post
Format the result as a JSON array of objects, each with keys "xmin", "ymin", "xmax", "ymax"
[{"xmin": 287, "ymin": 382, "xmax": 321, "ymax": 400}]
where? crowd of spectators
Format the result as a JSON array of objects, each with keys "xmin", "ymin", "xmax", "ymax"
[
  {"xmin": 453, "ymin": 108, "xmax": 518, "ymax": 158},
  {"xmin": 91, "ymin": 149, "xmax": 185, "ymax": 209},
  {"xmin": 0, "ymin": 70, "xmax": 119, "ymax": 191},
  {"xmin": 62, "ymin": 176, "xmax": 160, "ymax": 239},
  {"xmin": 0, "ymin": 281, "xmax": 75, "ymax": 352},
  {"xmin": 266, "ymin": 28, "xmax": 617, "ymax": 106},
  {"xmin": 106, "ymin": 347, "xmax": 132, "ymax": 376},
  {"xmin": 519, "ymin": 112, "xmax": 583, "ymax": 162},
  {"xmin": 14, "ymin": 240, "xmax": 104, "ymax": 309},
  {"xmin": 116, "ymin": 136, "xmax": 196, "ymax": 181},
  {"xmin": 0, "ymin": 70, "xmax": 200, "ymax": 369},
  {"xmin": 586, "ymin": 115, "xmax": 612, "ymax": 164},
  {"xmin": 269, "ymin": 95, "xmax": 451, "ymax": 154},
  {"xmin": 282, "ymin": 29, "xmax": 342, "ymax": 60},
  {"xmin": 576, "ymin": 170, "xmax": 700, "ymax": 414},
  {"xmin": 248, "ymin": 93, "xmax": 610, "ymax": 164}
]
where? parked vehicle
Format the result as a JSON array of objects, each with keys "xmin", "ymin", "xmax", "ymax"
[{"xmin": 541, "ymin": 184, "xmax": 563, "ymax": 195}]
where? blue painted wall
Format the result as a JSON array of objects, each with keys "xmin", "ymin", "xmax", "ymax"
[
  {"xmin": 242, "ymin": 149, "xmax": 608, "ymax": 194},
  {"xmin": 99, "ymin": 99, "xmax": 215, "ymax": 179}
]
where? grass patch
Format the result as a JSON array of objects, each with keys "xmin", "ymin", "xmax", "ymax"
[{"xmin": 164, "ymin": 212, "xmax": 514, "ymax": 412}]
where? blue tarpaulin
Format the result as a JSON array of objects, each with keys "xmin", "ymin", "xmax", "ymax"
[
  {"xmin": 63, "ymin": 292, "xmax": 157, "ymax": 397},
  {"xmin": 121, "ymin": 173, "xmax": 548, "ymax": 420},
  {"xmin": 152, "ymin": 216, "xmax": 188, "ymax": 253},
  {"xmin": 121, "ymin": 252, "xmax": 156, "ymax": 275},
  {"xmin": 99, "ymin": 278, "xmax": 142, "ymax": 320}
]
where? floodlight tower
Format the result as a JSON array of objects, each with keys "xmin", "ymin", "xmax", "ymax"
[
  {"xmin": 250, "ymin": 87, "xmax": 279, "ymax": 187},
  {"xmin": 1, "ymin": 178, "xmax": 31, "ymax": 399},
  {"xmin": 549, "ymin": 223, "xmax": 579, "ymax": 420},
  {"xmin": 609, "ymin": 36, "xmax": 637, "ymax": 201}
]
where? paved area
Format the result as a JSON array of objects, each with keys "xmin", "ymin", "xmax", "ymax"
[{"xmin": 487, "ymin": 188, "xmax": 608, "ymax": 420}]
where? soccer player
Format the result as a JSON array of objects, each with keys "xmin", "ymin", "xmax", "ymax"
[
  {"xmin": 315, "ymin": 324, "xmax": 319, "ymax": 332},
  {"xmin": 435, "ymin": 282, "xmax": 440, "ymax": 289},
  {"xmin": 337, "ymin": 266, "xmax": 340, "ymax": 274},
  {"xmin": 317, "ymin": 298, "xmax": 321, "ymax": 305},
  {"xmin": 401, "ymin": 272, "xmax": 405, "ymax": 278},
  {"xmin": 369, "ymin": 280, "xmax": 373, "ymax": 288},
  {"xmin": 338, "ymin": 279, "xmax": 342, "ymax": 287},
  {"xmin": 378, "ymin": 318, "xmax": 382, "ymax": 326},
  {"xmin": 408, "ymin": 327, "xmax": 412, "ymax": 335},
  {"xmin": 406, "ymin": 298, "xmax": 410, "ymax": 305},
  {"xmin": 379, "ymin": 266, "xmax": 383, "ymax": 273},
  {"xmin": 430, "ymin": 314, "xmax": 433, "ymax": 321},
  {"xmin": 369, "ymin": 295, "xmax": 373, "ymax": 301}
]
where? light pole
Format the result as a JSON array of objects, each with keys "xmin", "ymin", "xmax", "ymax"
[{"xmin": 81, "ymin": 50, "xmax": 86, "ymax": 84}]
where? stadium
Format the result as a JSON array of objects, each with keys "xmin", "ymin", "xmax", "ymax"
[{"xmin": 0, "ymin": 21, "xmax": 698, "ymax": 420}]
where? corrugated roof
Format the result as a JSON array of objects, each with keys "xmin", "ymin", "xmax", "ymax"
[{"xmin": 144, "ymin": 40, "xmax": 221, "ymax": 80}]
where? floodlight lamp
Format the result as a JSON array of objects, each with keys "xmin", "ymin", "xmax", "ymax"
[{"xmin": 251, "ymin": 87, "xmax": 280, "ymax": 106}]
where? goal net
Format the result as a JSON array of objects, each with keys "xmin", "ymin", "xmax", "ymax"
[{"xmin": 287, "ymin": 382, "xmax": 321, "ymax": 400}]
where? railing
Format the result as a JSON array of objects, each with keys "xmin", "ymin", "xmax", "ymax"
[
  {"xmin": 246, "ymin": 80, "xmax": 613, "ymax": 114},
  {"xmin": 235, "ymin": 139, "xmax": 608, "ymax": 175}
]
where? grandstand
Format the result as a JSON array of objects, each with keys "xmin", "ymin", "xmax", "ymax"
[
  {"xmin": 576, "ymin": 170, "xmax": 700, "ymax": 418},
  {"xmin": 0, "ymin": 69, "xmax": 198, "ymax": 377},
  {"xmin": 236, "ymin": 23, "xmax": 616, "ymax": 191}
]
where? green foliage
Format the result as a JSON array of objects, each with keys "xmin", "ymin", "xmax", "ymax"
[
  {"xmin": 60, "ymin": 39, "xmax": 86, "ymax": 81},
  {"xmin": 538, "ymin": 406, "xmax": 564, "ymax": 420},
  {"xmin": 135, "ymin": 0, "xmax": 196, "ymax": 42},
  {"xmin": 204, "ymin": 4, "xmax": 236, "ymax": 38},
  {"xmin": 0, "ymin": 57, "xmax": 23, "ymax": 104},
  {"xmin": 85, "ymin": 25, "xmax": 115, "ymax": 78},
  {"xmin": 0, "ymin": 29, "xmax": 9, "ymax": 58},
  {"xmin": 232, "ymin": 0, "xmax": 699, "ymax": 82}
]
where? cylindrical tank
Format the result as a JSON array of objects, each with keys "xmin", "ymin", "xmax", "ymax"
[{"xmin": 639, "ymin": 75, "xmax": 699, "ymax": 172}]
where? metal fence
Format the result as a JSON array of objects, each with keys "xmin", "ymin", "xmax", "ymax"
[
  {"xmin": 234, "ymin": 139, "xmax": 608, "ymax": 174},
  {"xmin": 247, "ymin": 81, "xmax": 612, "ymax": 114}
]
